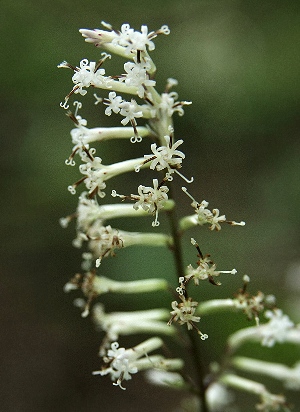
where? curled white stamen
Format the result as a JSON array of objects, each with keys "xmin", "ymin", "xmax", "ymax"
[{"xmin": 175, "ymin": 169, "xmax": 193, "ymax": 183}]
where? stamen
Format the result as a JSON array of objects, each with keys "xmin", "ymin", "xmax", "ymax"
[
  {"xmin": 66, "ymin": 111, "xmax": 78, "ymax": 126},
  {"xmin": 227, "ymin": 220, "xmax": 246, "ymax": 226},
  {"xmin": 94, "ymin": 93, "xmax": 103, "ymax": 105},
  {"xmin": 65, "ymin": 146, "xmax": 80, "ymax": 166},
  {"xmin": 190, "ymin": 238, "xmax": 204, "ymax": 260},
  {"xmin": 113, "ymin": 373, "xmax": 126, "ymax": 390},
  {"xmin": 219, "ymin": 269, "xmax": 237, "ymax": 275},
  {"xmin": 175, "ymin": 169, "xmax": 194, "ymax": 183},
  {"xmin": 182, "ymin": 187, "xmax": 197, "ymax": 202},
  {"xmin": 152, "ymin": 209, "xmax": 160, "ymax": 227},
  {"xmin": 165, "ymin": 172, "xmax": 174, "ymax": 182},
  {"xmin": 73, "ymin": 100, "xmax": 82, "ymax": 116},
  {"xmin": 158, "ymin": 25, "xmax": 170, "ymax": 35},
  {"xmin": 60, "ymin": 85, "xmax": 80, "ymax": 110},
  {"xmin": 57, "ymin": 61, "xmax": 78, "ymax": 71},
  {"xmin": 83, "ymin": 146, "xmax": 94, "ymax": 161},
  {"xmin": 94, "ymin": 52, "xmax": 111, "ymax": 72},
  {"xmin": 60, "ymin": 100, "xmax": 70, "ymax": 110},
  {"xmin": 130, "ymin": 119, "xmax": 142, "ymax": 143},
  {"xmin": 111, "ymin": 190, "xmax": 127, "ymax": 200},
  {"xmin": 165, "ymin": 78, "xmax": 178, "ymax": 93}
]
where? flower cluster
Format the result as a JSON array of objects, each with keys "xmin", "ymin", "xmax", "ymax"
[{"xmin": 59, "ymin": 21, "xmax": 299, "ymax": 411}]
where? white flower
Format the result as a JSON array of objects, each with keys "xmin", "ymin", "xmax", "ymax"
[
  {"xmin": 86, "ymin": 223, "xmax": 124, "ymax": 267},
  {"xmin": 77, "ymin": 154, "xmax": 107, "ymax": 198},
  {"xmin": 69, "ymin": 154, "xmax": 145, "ymax": 198},
  {"xmin": 71, "ymin": 58, "xmax": 109, "ymax": 96},
  {"xmin": 144, "ymin": 135, "xmax": 185, "ymax": 176},
  {"xmin": 181, "ymin": 187, "xmax": 245, "ymax": 231},
  {"xmin": 168, "ymin": 295, "xmax": 208, "ymax": 340},
  {"xmin": 186, "ymin": 261, "xmax": 236, "ymax": 286},
  {"xmin": 206, "ymin": 383, "xmax": 234, "ymax": 412},
  {"xmin": 93, "ymin": 337, "xmax": 182, "ymax": 390},
  {"xmin": 119, "ymin": 99, "xmax": 143, "ymax": 125},
  {"xmin": 158, "ymin": 92, "xmax": 192, "ymax": 117},
  {"xmin": 94, "ymin": 341, "xmax": 138, "ymax": 390},
  {"xmin": 120, "ymin": 57, "xmax": 156, "ymax": 98},
  {"xmin": 133, "ymin": 179, "xmax": 169, "ymax": 227},
  {"xmin": 103, "ymin": 91, "xmax": 123, "ymax": 116},
  {"xmin": 76, "ymin": 192, "xmax": 103, "ymax": 232},
  {"xmin": 80, "ymin": 22, "xmax": 170, "ymax": 55},
  {"xmin": 261, "ymin": 309, "xmax": 295, "ymax": 347},
  {"xmin": 209, "ymin": 209, "xmax": 227, "ymax": 231},
  {"xmin": 113, "ymin": 24, "xmax": 157, "ymax": 54}
]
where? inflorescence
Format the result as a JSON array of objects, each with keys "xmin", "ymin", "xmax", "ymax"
[{"xmin": 58, "ymin": 21, "xmax": 299, "ymax": 411}]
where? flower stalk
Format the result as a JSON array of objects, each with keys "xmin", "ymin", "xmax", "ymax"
[{"xmin": 58, "ymin": 20, "xmax": 299, "ymax": 412}]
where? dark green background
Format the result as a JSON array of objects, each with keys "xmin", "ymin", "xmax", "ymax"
[{"xmin": 1, "ymin": 0, "xmax": 300, "ymax": 410}]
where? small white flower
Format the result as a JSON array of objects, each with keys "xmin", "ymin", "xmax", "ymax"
[
  {"xmin": 76, "ymin": 192, "xmax": 103, "ymax": 232},
  {"xmin": 119, "ymin": 99, "xmax": 143, "ymax": 126},
  {"xmin": 78, "ymin": 153, "xmax": 107, "ymax": 198},
  {"xmin": 158, "ymin": 92, "xmax": 192, "ymax": 117},
  {"xmin": 113, "ymin": 24, "xmax": 157, "ymax": 54},
  {"xmin": 93, "ymin": 337, "xmax": 181, "ymax": 390},
  {"xmin": 103, "ymin": 91, "xmax": 123, "ymax": 116},
  {"xmin": 71, "ymin": 59, "xmax": 107, "ymax": 96},
  {"xmin": 186, "ymin": 262, "xmax": 236, "ymax": 286},
  {"xmin": 85, "ymin": 223, "xmax": 124, "ymax": 267},
  {"xmin": 120, "ymin": 57, "xmax": 156, "ymax": 98},
  {"xmin": 93, "ymin": 341, "xmax": 138, "ymax": 390},
  {"xmin": 145, "ymin": 135, "xmax": 185, "ymax": 175},
  {"xmin": 133, "ymin": 179, "xmax": 169, "ymax": 227},
  {"xmin": 182, "ymin": 187, "xmax": 245, "ymax": 231},
  {"xmin": 206, "ymin": 382, "xmax": 234, "ymax": 412},
  {"xmin": 261, "ymin": 309, "xmax": 294, "ymax": 347},
  {"xmin": 168, "ymin": 295, "xmax": 208, "ymax": 340}
]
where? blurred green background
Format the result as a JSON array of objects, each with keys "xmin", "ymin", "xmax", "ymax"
[{"xmin": 1, "ymin": 0, "xmax": 300, "ymax": 410}]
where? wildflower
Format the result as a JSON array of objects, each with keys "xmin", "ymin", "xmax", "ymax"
[
  {"xmin": 186, "ymin": 262, "xmax": 237, "ymax": 286},
  {"xmin": 180, "ymin": 187, "xmax": 245, "ymax": 231},
  {"xmin": 158, "ymin": 91, "xmax": 192, "ymax": 117},
  {"xmin": 227, "ymin": 309, "xmax": 298, "ymax": 352},
  {"xmin": 58, "ymin": 55, "xmax": 112, "ymax": 108},
  {"xmin": 112, "ymin": 24, "xmax": 170, "ymax": 54},
  {"xmin": 103, "ymin": 91, "xmax": 123, "ymax": 115},
  {"xmin": 119, "ymin": 99, "xmax": 143, "ymax": 125},
  {"xmin": 68, "ymin": 154, "xmax": 146, "ymax": 198},
  {"xmin": 112, "ymin": 178, "xmax": 169, "ymax": 227},
  {"xmin": 185, "ymin": 238, "xmax": 236, "ymax": 286},
  {"xmin": 92, "ymin": 338, "xmax": 183, "ymax": 390},
  {"xmin": 142, "ymin": 134, "xmax": 185, "ymax": 174},
  {"xmin": 93, "ymin": 341, "xmax": 139, "ymax": 390},
  {"xmin": 120, "ymin": 56, "xmax": 156, "ymax": 98},
  {"xmin": 261, "ymin": 309, "xmax": 294, "ymax": 347},
  {"xmin": 168, "ymin": 294, "xmax": 208, "ymax": 340}
]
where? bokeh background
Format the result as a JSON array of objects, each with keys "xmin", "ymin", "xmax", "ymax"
[{"xmin": 1, "ymin": 0, "xmax": 300, "ymax": 411}]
